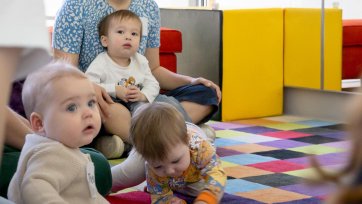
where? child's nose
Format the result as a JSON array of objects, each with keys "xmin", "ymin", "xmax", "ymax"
[
  {"xmin": 165, "ymin": 167, "xmax": 175, "ymax": 175},
  {"xmin": 83, "ymin": 107, "xmax": 93, "ymax": 118},
  {"xmin": 125, "ymin": 33, "xmax": 132, "ymax": 40}
]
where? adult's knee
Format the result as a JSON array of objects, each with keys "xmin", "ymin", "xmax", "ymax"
[
  {"xmin": 194, "ymin": 84, "xmax": 218, "ymax": 102},
  {"xmin": 103, "ymin": 103, "xmax": 131, "ymax": 140},
  {"xmin": 109, "ymin": 103, "xmax": 131, "ymax": 118}
]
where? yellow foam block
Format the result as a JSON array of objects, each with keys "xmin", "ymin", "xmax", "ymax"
[
  {"xmin": 222, "ymin": 9, "xmax": 284, "ymax": 121},
  {"xmin": 284, "ymin": 8, "xmax": 342, "ymax": 91}
]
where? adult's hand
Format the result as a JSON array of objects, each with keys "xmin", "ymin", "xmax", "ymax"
[
  {"xmin": 191, "ymin": 77, "xmax": 222, "ymax": 103},
  {"xmin": 92, "ymin": 83, "xmax": 114, "ymax": 121}
]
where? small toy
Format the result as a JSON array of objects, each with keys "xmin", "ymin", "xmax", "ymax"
[{"xmin": 118, "ymin": 76, "xmax": 136, "ymax": 87}]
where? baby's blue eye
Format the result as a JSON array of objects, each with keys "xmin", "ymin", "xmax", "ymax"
[
  {"xmin": 117, "ymin": 30, "xmax": 124, "ymax": 34},
  {"xmin": 66, "ymin": 104, "xmax": 77, "ymax": 112},
  {"xmin": 132, "ymin": 32, "xmax": 139, "ymax": 36},
  {"xmin": 88, "ymin": 99, "xmax": 96, "ymax": 108}
]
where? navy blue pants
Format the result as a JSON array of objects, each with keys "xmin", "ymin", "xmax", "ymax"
[{"xmin": 163, "ymin": 84, "xmax": 218, "ymax": 124}]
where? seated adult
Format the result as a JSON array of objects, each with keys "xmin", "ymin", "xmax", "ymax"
[{"xmin": 52, "ymin": 0, "xmax": 221, "ymax": 135}]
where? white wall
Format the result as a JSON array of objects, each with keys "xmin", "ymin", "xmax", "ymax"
[
  {"xmin": 43, "ymin": 0, "xmax": 190, "ymax": 17},
  {"xmin": 155, "ymin": 0, "xmax": 189, "ymax": 8},
  {"xmin": 43, "ymin": 0, "xmax": 362, "ymax": 20},
  {"xmin": 43, "ymin": 0, "xmax": 63, "ymax": 17},
  {"xmin": 338, "ymin": 0, "xmax": 362, "ymax": 19},
  {"xmin": 214, "ymin": 0, "xmax": 362, "ymax": 19}
]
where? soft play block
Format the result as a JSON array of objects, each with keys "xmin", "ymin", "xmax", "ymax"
[
  {"xmin": 284, "ymin": 8, "xmax": 342, "ymax": 91},
  {"xmin": 342, "ymin": 19, "xmax": 362, "ymax": 79},
  {"xmin": 160, "ymin": 27, "xmax": 182, "ymax": 53},
  {"xmin": 159, "ymin": 53, "xmax": 177, "ymax": 73},
  {"xmin": 159, "ymin": 27, "xmax": 182, "ymax": 73},
  {"xmin": 343, "ymin": 47, "xmax": 362, "ymax": 79},
  {"xmin": 343, "ymin": 19, "xmax": 362, "ymax": 46},
  {"xmin": 222, "ymin": 9, "xmax": 284, "ymax": 121}
]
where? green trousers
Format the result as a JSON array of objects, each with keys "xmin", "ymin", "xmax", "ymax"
[{"xmin": 0, "ymin": 146, "xmax": 112, "ymax": 198}]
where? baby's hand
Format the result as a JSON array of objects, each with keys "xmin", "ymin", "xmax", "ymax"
[
  {"xmin": 115, "ymin": 85, "xmax": 128, "ymax": 102},
  {"xmin": 170, "ymin": 196, "xmax": 186, "ymax": 204},
  {"xmin": 126, "ymin": 86, "xmax": 146, "ymax": 102}
]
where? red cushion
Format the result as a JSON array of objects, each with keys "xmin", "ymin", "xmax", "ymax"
[
  {"xmin": 106, "ymin": 191, "xmax": 151, "ymax": 204},
  {"xmin": 160, "ymin": 53, "xmax": 177, "ymax": 73},
  {"xmin": 342, "ymin": 19, "xmax": 362, "ymax": 79},
  {"xmin": 342, "ymin": 46, "xmax": 362, "ymax": 79},
  {"xmin": 343, "ymin": 19, "xmax": 362, "ymax": 46},
  {"xmin": 160, "ymin": 27, "xmax": 182, "ymax": 53}
]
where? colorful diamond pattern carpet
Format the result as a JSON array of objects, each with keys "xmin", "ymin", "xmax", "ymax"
[{"xmin": 108, "ymin": 115, "xmax": 349, "ymax": 204}]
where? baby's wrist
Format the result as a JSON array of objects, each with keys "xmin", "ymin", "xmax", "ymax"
[{"xmin": 115, "ymin": 85, "xmax": 126, "ymax": 98}]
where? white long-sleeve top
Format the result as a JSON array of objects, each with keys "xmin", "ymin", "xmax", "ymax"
[
  {"xmin": 8, "ymin": 134, "xmax": 109, "ymax": 204},
  {"xmin": 85, "ymin": 52, "xmax": 160, "ymax": 103}
]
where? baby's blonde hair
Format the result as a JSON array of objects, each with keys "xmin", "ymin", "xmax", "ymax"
[
  {"xmin": 22, "ymin": 60, "xmax": 87, "ymax": 119},
  {"xmin": 130, "ymin": 102, "xmax": 188, "ymax": 162}
]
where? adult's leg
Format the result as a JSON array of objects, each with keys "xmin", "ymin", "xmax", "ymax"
[
  {"xmin": 102, "ymin": 103, "xmax": 131, "ymax": 143},
  {"xmin": 154, "ymin": 95, "xmax": 192, "ymax": 122},
  {"xmin": 180, "ymin": 102, "xmax": 212, "ymax": 124},
  {"xmin": 5, "ymin": 108, "xmax": 31, "ymax": 150},
  {"xmin": 81, "ymin": 148, "xmax": 112, "ymax": 196},
  {"xmin": 0, "ymin": 48, "xmax": 20, "ymax": 157},
  {"xmin": 0, "ymin": 48, "xmax": 20, "ymax": 199},
  {"xmin": 111, "ymin": 148, "xmax": 146, "ymax": 192},
  {"xmin": 128, "ymin": 101, "xmax": 146, "ymax": 115},
  {"xmin": 166, "ymin": 84, "xmax": 219, "ymax": 124}
]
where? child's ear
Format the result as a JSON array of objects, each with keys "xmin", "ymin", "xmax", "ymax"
[
  {"xmin": 100, "ymin": 35, "xmax": 108, "ymax": 47},
  {"xmin": 29, "ymin": 112, "xmax": 45, "ymax": 133}
]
